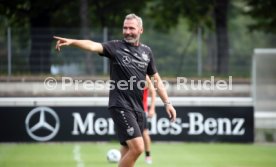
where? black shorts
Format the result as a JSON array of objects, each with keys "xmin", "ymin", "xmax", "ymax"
[{"xmin": 109, "ymin": 107, "xmax": 144, "ymax": 146}]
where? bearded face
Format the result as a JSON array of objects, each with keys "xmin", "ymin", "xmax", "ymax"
[{"xmin": 123, "ymin": 19, "xmax": 143, "ymax": 45}]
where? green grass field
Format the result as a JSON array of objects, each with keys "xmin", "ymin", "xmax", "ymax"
[{"xmin": 0, "ymin": 142, "xmax": 276, "ymax": 167}]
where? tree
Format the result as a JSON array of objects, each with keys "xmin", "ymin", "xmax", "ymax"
[
  {"xmin": 80, "ymin": 0, "xmax": 95, "ymax": 75},
  {"xmin": 242, "ymin": 0, "xmax": 276, "ymax": 33},
  {"xmin": 0, "ymin": 0, "xmax": 73, "ymax": 73},
  {"xmin": 0, "ymin": 0, "xmax": 149, "ymax": 74},
  {"xmin": 148, "ymin": 0, "xmax": 230, "ymax": 75},
  {"xmin": 214, "ymin": 0, "xmax": 229, "ymax": 74}
]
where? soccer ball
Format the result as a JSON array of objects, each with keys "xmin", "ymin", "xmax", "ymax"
[{"xmin": 107, "ymin": 149, "xmax": 121, "ymax": 163}]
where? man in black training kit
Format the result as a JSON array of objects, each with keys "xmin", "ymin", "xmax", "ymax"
[{"xmin": 54, "ymin": 13, "xmax": 176, "ymax": 167}]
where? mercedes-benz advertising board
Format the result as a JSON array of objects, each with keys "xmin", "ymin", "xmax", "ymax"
[{"xmin": 0, "ymin": 97, "xmax": 254, "ymax": 142}]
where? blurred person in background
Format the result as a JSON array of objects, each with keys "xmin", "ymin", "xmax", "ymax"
[{"xmin": 143, "ymin": 75, "xmax": 156, "ymax": 164}]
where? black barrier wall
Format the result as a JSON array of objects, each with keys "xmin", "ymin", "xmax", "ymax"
[{"xmin": 0, "ymin": 106, "xmax": 254, "ymax": 142}]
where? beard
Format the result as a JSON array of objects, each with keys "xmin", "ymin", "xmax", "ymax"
[{"xmin": 124, "ymin": 35, "xmax": 139, "ymax": 44}]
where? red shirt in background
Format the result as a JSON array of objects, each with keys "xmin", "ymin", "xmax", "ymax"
[{"xmin": 143, "ymin": 88, "xmax": 149, "ymax": 112}]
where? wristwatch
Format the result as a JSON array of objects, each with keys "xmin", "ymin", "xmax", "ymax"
[{"xmin": 164, "ymin": 101, "xmax": 172, "ymax": 107}]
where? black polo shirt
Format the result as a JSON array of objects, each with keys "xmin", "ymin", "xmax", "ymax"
[{"xmin": 100, "ymin": 40, "xmax": 157, "ymax": 112}]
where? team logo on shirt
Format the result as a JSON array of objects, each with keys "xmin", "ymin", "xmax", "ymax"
[
  {"xmin": 141, "ymin": 52, "xmax": 149, "ymax": 62},
  {"xmin": 122, "ymin": 56, "xmax": 131, "ymax": 64}
]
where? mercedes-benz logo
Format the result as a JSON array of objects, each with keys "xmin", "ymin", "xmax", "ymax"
[
  {"xmin": 122, "ymin": 56, "xmax": 131, "ymax": 64},
  {"xmin": 25, "ymin": 107, "xmax": 60, "ymax": 141}
]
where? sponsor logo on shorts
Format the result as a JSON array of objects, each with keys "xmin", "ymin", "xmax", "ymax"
[{"xmin": 127, "ymin": 127, "xmax": 134, "ymax": 136}]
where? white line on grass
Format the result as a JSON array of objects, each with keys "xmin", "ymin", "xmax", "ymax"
[{"xmin": 73, "ymin": 144, "xmax": 85, "ymax": 167}]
